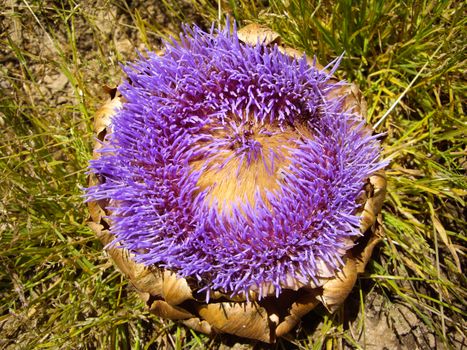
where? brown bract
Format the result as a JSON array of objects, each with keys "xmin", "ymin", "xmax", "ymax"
[{"xmin": 87, "ymin": 24, "xmax": 387, "ymax": 343}]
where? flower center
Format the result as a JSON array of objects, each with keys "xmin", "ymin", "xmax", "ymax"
[{"xmin": 190, "ymin": 118, "xmax": 313, "ymax": 212}]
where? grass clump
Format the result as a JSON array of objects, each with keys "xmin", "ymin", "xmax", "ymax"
[{"xmin": 1, "ymin": 0, "xmax": 465, "ymax": 349}]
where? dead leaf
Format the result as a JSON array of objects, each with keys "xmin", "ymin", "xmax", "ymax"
[{"xmin": 237, "ymin": 23, "xmax": 281, "ymax": 46}]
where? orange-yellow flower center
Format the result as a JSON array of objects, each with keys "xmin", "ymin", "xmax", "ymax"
[{"xmin": 191, "ymin": 119, "xmax": 313, "ymax": 211}]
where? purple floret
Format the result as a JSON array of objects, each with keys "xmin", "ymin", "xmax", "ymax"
[{"xmin": 86, "ymin": 22, "xmax": 386, "ymax": 300}]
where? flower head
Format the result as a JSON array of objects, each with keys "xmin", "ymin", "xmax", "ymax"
[{"xmin": 86, "ymin": 23, "xmax": 386, "ymax": 300}]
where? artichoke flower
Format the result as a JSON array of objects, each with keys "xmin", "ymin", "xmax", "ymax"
[{"xmin": 86, "ymin": 22, "xmax": 387, "ymax": 343}]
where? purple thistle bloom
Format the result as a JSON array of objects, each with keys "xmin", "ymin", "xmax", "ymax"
[{"xmin": 86, "ymin": 22, "xmax": 386, "ymax": 300}]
